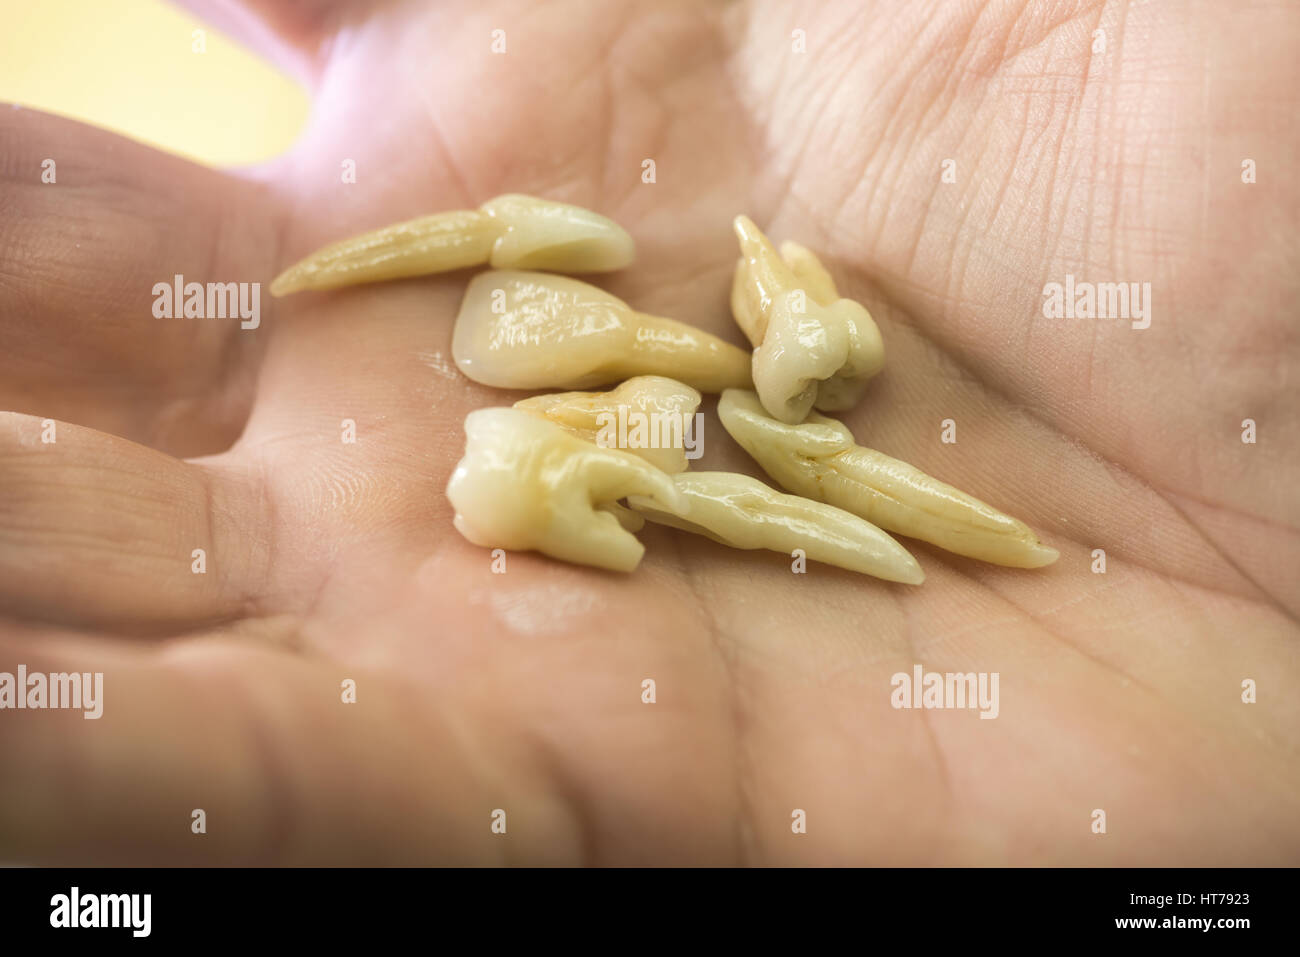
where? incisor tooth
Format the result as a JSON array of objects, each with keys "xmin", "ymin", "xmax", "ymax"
[
  {"xmin": 626, "ymin": 471, "xmax": 924, "ymax": 584},
  {"xmin": 513, "ymin": 375, "xmax": 702, "ymax": 474},
  {"xmin": 270, "ymin": 194, "xmax": 634, "ymax": 296},
  {"xmin": 717, "ymin": 389, "xmax": 1059, "ymax": 568},
  {"xmin": 445, "ymin": 408, "xmax": 684, "ymax": 573},
  {"xmin": 730, "ymin": 216, "xmax": 884, "ymax": 423},
  {"xmin": 453, "ymin": 270, "xmax": 753, "ymax": 393}
]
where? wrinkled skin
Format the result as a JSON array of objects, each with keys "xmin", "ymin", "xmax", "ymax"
[{"xmin": 1, "ymin": 0, "xmax": 1296, "ymax": 864}]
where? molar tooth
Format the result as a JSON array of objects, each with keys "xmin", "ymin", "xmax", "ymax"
[
  {"xmin": 626, "ymin": 471, "xmax": 924, "ymax": 584},
  {"xmin": 453, "ymin": 271, "xmax": 752, "ymax": 393},
  {"xmin": 513, "ymin": 375, "xmax": 702, "ymax": 474},
  {"xmin": 717, "ymin": 389, "xmax": 1059, "ymax": 568},
  {"xmin": 270, "ymin": 195, "xmax": 634, "ymax": 296},
  {"xmin": 445, "ymin": 408, "xmax": 685, "ymax": 572},
  {"xmin": 730, "ymin": 216, "xmax": 884, "ymax": 423}
]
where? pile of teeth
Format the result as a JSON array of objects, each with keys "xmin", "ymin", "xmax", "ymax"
[{"xmin": 272, "ymin": 195, "xmax": 1058, "ymax": 582}]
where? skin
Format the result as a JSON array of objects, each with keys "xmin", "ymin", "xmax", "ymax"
[{"xmin": 0, "ymin": 0, "xmax": 1296, "ymax": 865}]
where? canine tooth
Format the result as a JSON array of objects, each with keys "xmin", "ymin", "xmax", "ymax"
[
  {"xmin": 717, "ymin": 389, "xmax": 1059, "ymax": 568},
  {"xmin": 445, "ymin": 408, "xmax": 684, "ymax": 572},
  {"xmin": 480, "ymin": 194, "xmax": 635, "ymax": 272},
  {"xmin": 270, "ymin": 195, "xmax": 634, "ymax": 296},
  {"xmin": 627, "ymin": 472, "xmax": 923, "ymax": 583},
  {"xmin": 453, "ymin": 270, "xmax": 752, "ymax": 393},
  {"xmin": 730, "ymin": 216, "xmax": 884, "ymax": 423},
  {"xmin": 514, "ymin": 375, "xmax": 702, "ymax": 474}
]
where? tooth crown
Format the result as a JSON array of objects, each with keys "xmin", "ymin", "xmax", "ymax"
[
  {"xmin": 270, "ymin": 194, "xmax": 635, "ymax": 296},
  {"xmin": 481, "ymin": 194, "xmax": 635, "ymax": 272},
  {"xmin": 717, "ymin": 389, "xmax": 1059, "ymax": 568},
  {"xmin": 445, "ymin": 408, "xmax": 685, "ymax": 573},
  {"xmin": 627, "ymin": 471, "xmax": 924, "ymax": 584},
  {"xmin": 731, "ymin": 216, "xmax": 884, "ymax": 423},
  {"xmin": 453, "ymin": 270, "xmax": 753, "ymax": 393},
  {"xmin": 514, "ymin": 376, "xmax": 702, "ymax": 474}
]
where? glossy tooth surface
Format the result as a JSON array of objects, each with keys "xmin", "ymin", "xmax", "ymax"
[
  {"xmin": 480, "ymin": 194, "xmax": 635, "ymax": 272},
  {"xmin": 270, "ymin": 195, "xmax": 635, "ymax": 296},
  {"xmin": 627, "ymin": 471, "xmax": 924, "ymax": 584},
  {"xmin": 730, "ymin": 216, "xmax": 884, "ymax": 423},
  {"xmin": 453, "ymin": 270, "xmax": 753, "ymax": 393},
  {"xmin": 514, "ymin": 375, "xmax": 702, "ymax": 474},
  {"xmin": 717, "ymin": 389, "xmax": 1059, "ymax": 568},
  {"xmin": 445, "ymin": 408, "xmax": 684, "ymax": 572}
]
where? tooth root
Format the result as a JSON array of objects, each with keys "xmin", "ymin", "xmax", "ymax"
[
  {"xmin": 453, "ymin": 270, "xmax": 752, "ymax": 394},
  {"xmin": 717, "ymin": 389, "xmax": 1059, "ymax": 568},
  {"xmin": 480, "ymin": 194, "xmax": 634, "ymax": 272},
  {"xmin": 600, "ymin": 501, "xmax": 646, "ymax": 532},
  {"xmin": 270, "ymin": 209, "xmax": 496, "ymax": 296},
  {"xmin": 627, "ymin": 471, "xmax": 923, "ymax": 583},
  {"xmin": 445, "ymin": 408, "xmax": 684, "ymax": 572},
  {"xmin": 730, "ymin": 215, "xmax": 885, "ymax": 423},
  {"xmin": 514, "ymin": 375, "xmax": 702, "ymax": 474},
  {"xmin": 779, "ymin": 240, "xmax": 840, "ymax": 305},
  {"xmin": 270, "ymin": 194, "xmax": 635, "ymax": 296}
]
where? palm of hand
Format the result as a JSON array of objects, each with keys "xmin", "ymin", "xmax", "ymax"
[{"xmin": 2, "ymin": 0, "xmax": 1295, "ymax": 864}]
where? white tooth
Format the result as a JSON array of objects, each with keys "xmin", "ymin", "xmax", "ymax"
[
  {"xmin": 626, "ymin": 471, "xmax": 924, "ymax": 584},
  {"xmin": 453, "ymin": 270, "xmax": 753, "ymax": 393},
  {"xmin": 730, "ymin": 216, "xmax": 884, "ymax": 423},
  {"xmin": 445, "ymin": 408, "xmax": 684, "ymax": 573},
  {"xmin": 480, "ymin": 194, "xmax": 635, "ymax": 272},
  {"xmin": 270, "ymin": 194, "xmax": 634, "ymax": 296},
  {"xmin": 513, "ymin": 376, "xmax": 702, "ymax": 474},
  {"xmin": 717, "ymin": 389, "xmax": 1059, "ymax": 568}
]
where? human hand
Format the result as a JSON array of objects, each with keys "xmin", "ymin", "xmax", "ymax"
[{"xmin": 2, "ymin": 0, "xmax": 1296, "ymax": 864}]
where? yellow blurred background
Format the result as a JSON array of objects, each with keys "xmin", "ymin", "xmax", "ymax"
[{"xmin": 0, "ymin": 0, "xmax": 307, "ymax": 166}]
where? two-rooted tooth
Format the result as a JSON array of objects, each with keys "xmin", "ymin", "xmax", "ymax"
[
  {"xmin": 717, "ymin": 389, "xmax": 1059, "ymax": 568},
  {"xmin": 453, "ymin": 270, "xmax": 753, "ymax": 393},
  {"xmin": 626, "ymin": 472, "xmax": 924, "ymax": 584},
  {"xmin": 445, "ymin": 408, "xmax": 685, "ymax": 572},
  {"xmin": 270, "ymin": 194, "xmax": 635, "ymax": 296},
  {"xmin": 514, "ymin": 376, "xmax": 702, "ymax": 474},
  {"xmin": 731, "ymin": 215, "xmax": 884, "ymax": 423}
]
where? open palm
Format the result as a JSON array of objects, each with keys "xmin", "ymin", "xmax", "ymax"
[{"xmin": 2, "ymin": 0, "xmax": 1296, "ymax": 864}]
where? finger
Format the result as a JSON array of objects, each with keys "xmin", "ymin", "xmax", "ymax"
[
  {"xmin": 169, "ymin": 0, "xmax": 361, "ymax": 84},
  {"xmin": 0, "ymin": 107, "xmax": 282, "ymax": 456},
  {"xmin": 0, "ymin": 413, "xmax": 270, "ymax": 634},
  {"xmin": 0, "ymin": 629, "xmax": 580, "ymax": 865}
]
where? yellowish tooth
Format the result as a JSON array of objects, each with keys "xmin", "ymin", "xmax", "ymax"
[
  {"xmin": 445, "ymin": 408, "xmax": 685, "ymax": 573},
  {"xmin": 514, "ymin": 376, "xmax": 702, "ymax": 474},
  {"xmin": 717, "ymin": 389, "xmax": 1059, "ymax": 568},
  {"xmin": 627, "ymin": 471, "xmax": 923, "ymax": 583},
  {"xmin": 480, "ymin": 194, "xmax": 635, "ymax": 272},
  {"xmin": 730, "ymin": 216, "xmax": 884, "ymax": 423},
  {"xmin": 270, "ymin": 209, "xmax": 496, "ymax": 296},
  {"xmin": 453, "ymin": 270, "xmax": 753, "ymax": 393},
  {"xmin": 778, "ymin": 239, "xmax": 840, "ymax": 306},
  {"xmin": 270, "ymin": 195, "xmax": 635, "ymax": 296}
]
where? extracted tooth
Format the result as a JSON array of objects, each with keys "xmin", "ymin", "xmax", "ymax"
[
  {"xmin": 730, "ymin": 215, "xmax": 884, "ymax": 423},
  {"xmin": 626, "ymin": 472, "xmax": 923, "ymax": 583},
  {"xmin": 445, "ymin": 408, "xmax": 684, "ymax": 573},
  {"xmin": 453, "ymin": 270, "xmax": 752, "ymax": 393},
  {"xmin": 480, "ymin": 194, "xmax": 635, "ymax": 272},
  {"xmin": 717, "ymin": 389, "xmax": 1059, "ymax": 568},
  {"xmin": 270, "ymin": 194, "xmax": 634, "ymax": 296},
  {"xmin": 514, "ymin": 376, "xmax": 702, "ymax": 474}
]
